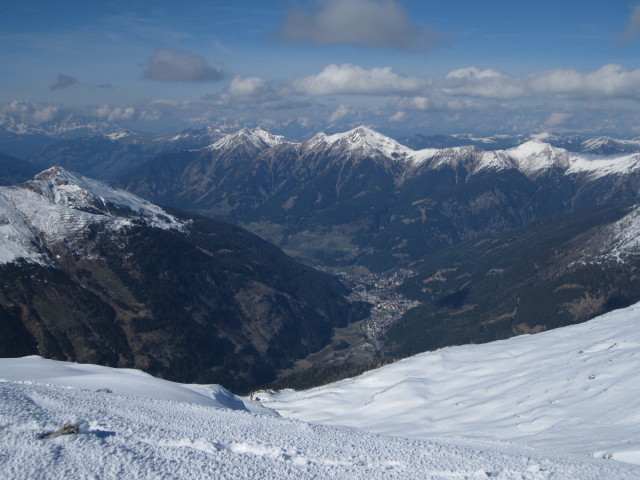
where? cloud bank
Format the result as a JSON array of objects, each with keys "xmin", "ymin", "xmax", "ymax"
[
  {"xmin": 275, "ymin": 0, "xmax": 448, "ymax": 52},
  {"xmin": 143, "ymin": 48, "xmax": 225, "ymax": 82}
]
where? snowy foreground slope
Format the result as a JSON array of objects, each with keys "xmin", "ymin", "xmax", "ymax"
[
  {"xmin": 1, "ymin": 370, "xmax": 638, "ymax": 479},
  {"xmin": 262, "ymin": 302, "xmax": 640, "ymax": 467},
  {"xmin": 4, "ymin": 308, "xmax": 640, "ymax": 480}
]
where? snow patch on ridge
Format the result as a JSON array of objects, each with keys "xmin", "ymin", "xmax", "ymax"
[
  {"xmin": 212, "ymin": 127, "xmax": 286, "ymax": 151},
  {"xmin": 0, "ymin": 167, "xmax": 184, "ymax": 265}
]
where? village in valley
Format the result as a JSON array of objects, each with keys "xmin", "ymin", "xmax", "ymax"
[{"xmin": 320, "ymin": 267, "xmax": 421, "ymax": 349}]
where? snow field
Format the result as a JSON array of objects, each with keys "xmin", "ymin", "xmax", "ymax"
[
  {"xmin": 262, "ymin": 303, "xmax": 640, "ymax": 466},
  {"xmin": 2, "ymin": 379, "xmax": 638, "ymax": 479}
]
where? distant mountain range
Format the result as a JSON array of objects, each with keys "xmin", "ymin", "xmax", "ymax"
[
  {"xmin": 110, "ymin": 126, "xmax": 640, "ymax": 270},
  {"xmin": 0, "ymin": 167, "xmax": 367, "ymax": 392}
]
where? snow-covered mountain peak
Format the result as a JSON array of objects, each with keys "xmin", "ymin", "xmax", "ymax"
[
  {"xmin": 211, "ymin": 127, "xmax": 286, "ymax": 152},
  {"xmin": 308, "ymin": 126, "xmax": 413, "ymax": 160},
  {"xmin": 506, "ymin": 139, "xmax": 572, "ymax": 176},
  {"xmin": 0, "ymin": 168, "xmax": 184, "ymax": 265}
]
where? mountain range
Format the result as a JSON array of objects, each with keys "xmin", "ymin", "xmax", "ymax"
[{"xmin": 110, "ymin": 126, "xmax": 640, "ymax": 271}]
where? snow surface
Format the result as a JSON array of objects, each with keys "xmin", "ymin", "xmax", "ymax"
[
  {"xmin": 0, "ymin": 167, "xmax": 184, "ymax": 265},
  {"xmin": 106, "ymin": 131, "xmax": 129, "ymax": 141},
  {"xmin": 0, "ymin": 357, "xmax": 259, "ymax": 412},
  {"xmin": 261, "ymin": 303, "xmax": 640, "ymax": 467},
  {"xmin": 2, "ymin": 360, "xmax": 639, "ymax": 479},
  {"xmin": 0, "ymin": 194, "xmax": 49, "ymax": 265}
]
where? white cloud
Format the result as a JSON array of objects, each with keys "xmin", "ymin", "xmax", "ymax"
[
  {"xmin": 275, "ymin": 0, "xmax": 447, "ymax": 52},
  {"xmin": 226, "ymin": 76, "xmax": 270, "ymax": 98},
  {"xmin": 143, "ymin": 48, "xmax": 225, "ymax": 82},
  {"xmin": 442, "ymin": 67, "xmax": 525, "ymax": 99},
  {"xmin": 328, "ymin": 104, "xmax": 350, "ymax": 122},
  {"xmin": 95, "ymin": 105, "xmax": 135, "ymax": 122},
  {"xmin": 529, "ymin": 64, "xmax": 640, "ymax": 100},
  {"xmin": 293, "ymin": 64, "xmax": 425, "ymax": 95},
  {"xmin": 204, "ymin": 76, "xmax": 296, "ymax": 110},
  {"xmin": 445, "ymin": 67, "xmax": 505, "ymax": 80},
  {"xmin": 0, "ymin": 101, "xmax": 60, "ymax": 124},
  {"xmin": 440, "ymin": 64, "xmax": 640, "ymax": 101},
  {"xmin": 32, "ymin": 105, "xmax": 59, "ymax": 122},
  {"xmin": 410, "ymin": 96, "xmax": 430, "ymax": 110}
]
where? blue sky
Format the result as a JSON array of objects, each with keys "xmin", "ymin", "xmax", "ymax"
[{"xmin": 2, "ymin": 0, "xmax": 640, "ymax": 137}]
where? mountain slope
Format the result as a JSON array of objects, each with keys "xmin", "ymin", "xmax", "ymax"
[
  {"xmin": 384, "ymin": 203, "xmax": 640, "ymax": 357},
  {"xmin": 262, "ymin": 301, "xmax": 640, "ymax": 466},
  {"xmin": 0, "ymin": 168, "xmax": 368, "ymax": 392},
  {"xmin": 2, "ymin": 357, "xmax": 639, "ymax": 479}
]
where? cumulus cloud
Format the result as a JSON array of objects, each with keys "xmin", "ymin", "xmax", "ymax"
[
  {"xmin": 442, "ymin": 67, "xmax": 525, "ymax": 99},
  {"xmin": 274, "ymin": 0, "xmax": 448, "ymax": 52},
  {"xmin": 293, "ymin": 64, "xmax": 425, "ymax": 95},
  {"xmin": 546, "ymin": 112, "xmax": 572, "ymax": 127},
  {"xmin": 143, "ymin": 48, "xmax": 225, "ymax": 82},
  {"xmin": 50, "ymin": 74, "xmax": 79, "ymax": 90},
  {"xmin": 0, "ymin": 101, "xmax": 60, "ymax": 124},
  {"xmin": 95, "ymin": 104, "xmax": 136, "ymax": 122},
  {"xmin": 226, "ymin": 76, "xmax": 272, "ymax": 98},
  {"xmin": 205, "ymin": 76, "xmax": 288, "ymax": 106}
]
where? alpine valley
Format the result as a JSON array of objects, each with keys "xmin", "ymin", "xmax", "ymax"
[{"xmin": 3, "ymin": 124, "xmax": 640, "ymax": 390}]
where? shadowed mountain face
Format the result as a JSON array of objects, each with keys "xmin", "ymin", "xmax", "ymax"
[
  {"xmin": 117, "ymin": 127, "xmax": 640, "ymax": 270},
  {"xmin": 0, "ymin": 168, "xmax": 368, "ymax": 393}
]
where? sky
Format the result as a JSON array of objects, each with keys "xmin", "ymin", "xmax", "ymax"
[{"xmin": 2, "ymin": 0, "xmax": 640, "ymax": 137}]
